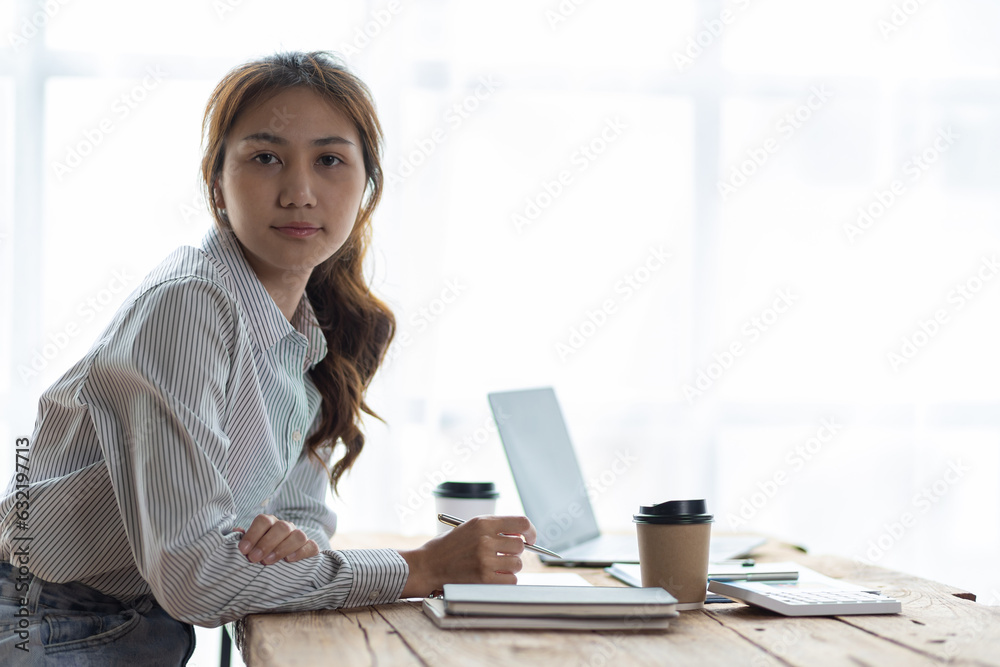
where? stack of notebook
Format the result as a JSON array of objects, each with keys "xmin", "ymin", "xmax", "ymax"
[{"xmin": 422, "ymin": 584, "xmax": 679, "ymax": 630}]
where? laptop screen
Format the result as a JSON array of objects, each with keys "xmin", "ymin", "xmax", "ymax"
[{"xmin": 489, "ymin": 388, "xmax": 601, "ymax": 552}]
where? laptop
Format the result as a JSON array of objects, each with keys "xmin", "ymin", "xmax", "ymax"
[{"xmin": 488, "ymin": 387, "xmax": 764, "ymax": 566}]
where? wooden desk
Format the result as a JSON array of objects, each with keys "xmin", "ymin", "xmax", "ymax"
[{"xmin": 234, "ymin": 534, "xmax": 1000, "ymax": 666}]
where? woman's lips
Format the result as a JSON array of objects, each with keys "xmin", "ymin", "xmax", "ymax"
[{"xmin": 274, "ymin": 225, "xmax": 320, "ymax": 238}]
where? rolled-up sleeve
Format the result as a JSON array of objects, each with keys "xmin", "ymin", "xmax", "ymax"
[{"xmin": 79, "ymin": 277, "xmax": 408, "ymax": 627}]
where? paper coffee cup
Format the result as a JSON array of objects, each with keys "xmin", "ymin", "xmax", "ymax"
[
  {"xmin": 634, "ymin": 499, "xmax": 713, "ymax": 610},
  {"xmin": 433, "ymin": 482, "xmax": 500, "ymax": 534}
]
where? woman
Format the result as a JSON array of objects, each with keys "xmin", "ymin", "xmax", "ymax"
[{"xmin": 0, "ymin": 51, "xmax": 534, "ymax": 665}]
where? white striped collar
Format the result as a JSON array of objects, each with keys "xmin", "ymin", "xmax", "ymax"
[
  {"xmin": 291, "ymin": 291, "xmax": 329, "ymax": 371},
  {"xmin": 200, "ymin": 225, "xmax": 328, "ymax": 368}
]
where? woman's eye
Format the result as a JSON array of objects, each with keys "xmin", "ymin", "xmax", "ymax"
[
  {"xmin": 319, "ymin": 155, "xmax": 342, "ymax": 167},
  {"xmin": 254, "ymin": 153, "xmax": 278, "ymax": 165}
]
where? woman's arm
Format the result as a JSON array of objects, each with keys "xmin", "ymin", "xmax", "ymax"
[{"xmin": 80, "ymin": 276, "xmax": 407, "ymax": 626}]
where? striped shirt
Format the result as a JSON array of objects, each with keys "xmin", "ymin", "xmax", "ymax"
[{"xmin": 0, "ymin": 226, "xmax": 408, "ymax": 627}]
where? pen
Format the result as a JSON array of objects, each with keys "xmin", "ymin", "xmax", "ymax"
[{"xmin": 436, "ymin": 513, "xmax": 563, "ymax": 559}]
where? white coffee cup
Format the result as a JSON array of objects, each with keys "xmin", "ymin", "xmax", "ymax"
[{"xmin": 433, "ymin": 482, "xmax": 500, "ymax": 534}]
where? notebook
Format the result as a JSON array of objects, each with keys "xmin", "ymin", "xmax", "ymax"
[
  {"xmin": 422, "ymin": 598, "xmax": 676, "ymax": 630},
  {"xmin": 442, "ymin": 584, "xmax": 678, "ymax": 618},
  {"xmin": 606, "ymin": 561, "xmax": 799, "ymax": 604},
  {"xmin": 606, "ymin": 562, "xmax": 799, "ymax": 587},
  {"xmin": 488, "ymin": 387, "xmax": 765, "ymax": 566},
  {"xmin": 421, "ymin": 584, "xmax": 679, "ymax": 630}
]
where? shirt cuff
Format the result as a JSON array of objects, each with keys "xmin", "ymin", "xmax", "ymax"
[{"xmin": 338, "ymin": 548, "xmax": 409, "ymax": 607}]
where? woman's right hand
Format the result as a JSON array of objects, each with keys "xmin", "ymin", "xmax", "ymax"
[
  {"xmin": 397, "ymin": 515, "xmax": 537, "ymax": 598},
  {"xmin": 235, "ymin": 514, "xmax": 320, "ymax": 565}
]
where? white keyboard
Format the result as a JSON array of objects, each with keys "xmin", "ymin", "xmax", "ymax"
[{"xmin": 709, "ymin": 580, "xmax": 902, "ymax": 616}]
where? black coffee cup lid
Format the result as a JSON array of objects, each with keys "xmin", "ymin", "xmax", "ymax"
[
  {"xmin": 432, "ymin": 481, "xmax": 499, "ymax": 499},
  {"xmin": 633, "ymin": 499, "xmax": 713, "ymax": 525}
]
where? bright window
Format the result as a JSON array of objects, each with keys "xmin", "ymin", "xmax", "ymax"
[{"xmin": 2, "ymin": 11, "xmax": 998, "ymax": 655}]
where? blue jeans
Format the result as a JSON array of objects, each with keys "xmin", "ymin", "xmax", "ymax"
[{"xmin": 0, "ymin": 561, "xmax": 195, "ymax": 666}]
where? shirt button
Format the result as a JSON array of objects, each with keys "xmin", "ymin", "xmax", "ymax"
[
  {"xmin": 260, "ymin": 497, "xmax": 270, "ymax": 508},
  {"xmin": 368, "ymin": 591, "xmax": 380, "ymax": 601},
  {"xmin": 292, "ymin": 430, "xmax": 302, "ymax": 442}
]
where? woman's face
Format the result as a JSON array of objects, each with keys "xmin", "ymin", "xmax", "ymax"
[{"xmin": 214, "ymin": 86, "xmax": 367, "ymax": 292}]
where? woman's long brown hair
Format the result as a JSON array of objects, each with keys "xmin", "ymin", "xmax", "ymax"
[{"xmin": 199, "ymin": 51, "xmax": 394, "ymax": 493}]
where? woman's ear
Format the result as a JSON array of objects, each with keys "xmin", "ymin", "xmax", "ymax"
[{"xmin": 213, "ymin": 179, "xmax": 226, "ymax": 210}]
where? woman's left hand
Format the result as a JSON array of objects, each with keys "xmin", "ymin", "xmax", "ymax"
[
  {"xmin": 397, "ymin": 515, "xmax": 536, "ymax": 597},
  {"xmin": 234, "ymin": 514, "xmax": 321, "ymax": 565}
]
